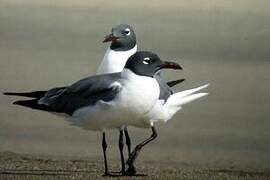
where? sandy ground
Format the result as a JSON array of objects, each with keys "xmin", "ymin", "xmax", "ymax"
[{"xmin": 0, "ymin": 152, "xmax": 269, "ymax": 180}]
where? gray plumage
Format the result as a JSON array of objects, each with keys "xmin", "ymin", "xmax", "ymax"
[
  {"xmin": 155, "ymin": 73, "xmax": 173, "ymax": 102},
  {"xmin": 38, "ymin": 73, "xmax": 122, "ymax": 115}
]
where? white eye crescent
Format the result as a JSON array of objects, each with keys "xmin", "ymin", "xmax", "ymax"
[
  {"xmin": 123, "ymin": 28, "xmax": 131, "ymax": 36},
  {"xmin": 143, "ymin": 57, "xmax": 150, "ymax": 64}
]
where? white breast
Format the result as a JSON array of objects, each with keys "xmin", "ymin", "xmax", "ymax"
[
  {"xmin": 96, "ymin": 45, "xmax": 137, "ymax": 74},
  {"xmin": 117, "ymin": 69, "xmax": 160, "ymax": 120}
]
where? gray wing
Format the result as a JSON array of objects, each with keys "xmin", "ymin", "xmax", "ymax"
[
  {"xmin": 39, "ymin": 73, "xmax": 122, "ymax": 115},
  {"xmin": 154, "ymin": 73, "xmax": 173, "ymax": 102}
]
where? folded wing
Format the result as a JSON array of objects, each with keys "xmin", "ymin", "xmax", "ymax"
[{"xmin": 6, "ymin": 73, "xmax": 123, "ymax": 116}]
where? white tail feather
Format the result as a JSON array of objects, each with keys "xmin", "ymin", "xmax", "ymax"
[
  {"xmin": 156, "ymin": 84, "xmax": 209, "ymax": 122},
  {"xmin": 170, "ymin": 92, "xmax": 208, "ymax": 106},
  {"xmin": 170, "ymin": 83, "xmax": 210, "ymax": 100}
]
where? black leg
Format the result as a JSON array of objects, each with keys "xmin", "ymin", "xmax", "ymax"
[
  {"xmin": 102, "ymin": 132, "xmax": 110, "ymax": 176},
  {"xmin": 124, "ymin": 126, "xmax": 131, "ymax": 157},
  {"xmin": 118, "ymin": 129, "xmax": 126, "ymax": 175},
  {"xmin": 126, "ymin": 126, "xmax": 158, "ymax": 175}
]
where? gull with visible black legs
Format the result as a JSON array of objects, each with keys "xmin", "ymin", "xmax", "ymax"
[
  {"xmin": 99, "ymin": 24, "xmax": 185, "ymax": 174},
  {"xmin": 4, "ymin": 51, "xmax": 183, "ymax": 176}
]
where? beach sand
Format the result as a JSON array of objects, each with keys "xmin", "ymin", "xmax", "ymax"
[{"xmin": 1, "ymin": 152, "xmax": 269, "ymax": 180}]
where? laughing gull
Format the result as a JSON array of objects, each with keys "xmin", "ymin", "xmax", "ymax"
[
  {"xmin": 4, "ymin": 51, "xmax": 183, "ymax": 176},
  {"xmin": 98, "ymin": 24, "xmax": 188, "ymax": 173},
  {"xmin": 97, "ymin": 24, "xmax": 138, "ymax": 163}
]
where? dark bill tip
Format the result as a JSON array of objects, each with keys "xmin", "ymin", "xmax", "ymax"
[
  {"xmin": 103, "ymin": 34, "xmax": 119, "ymax": 43},
  {"xmin": 159, "ymin": 61, "xmax": 182, "ymax": 70}
]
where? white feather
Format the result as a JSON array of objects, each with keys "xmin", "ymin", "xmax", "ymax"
[
  {"xmin": 148, "ymin": 84, "xmax": 209, "ymax": 123},
  {"xmin": 168, "ymin": 83, "xmax": 210, "ymax": 100},
  {"xmin": 96, "ymin": 46, "xmax": 137, "ymax": 74}
]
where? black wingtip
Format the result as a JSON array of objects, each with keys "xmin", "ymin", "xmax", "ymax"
[
  {"xmin": 166, "ymin": 78, "xmax": 185, "ymax": 88},
  {"xmin": 4, "ymin": 92, "xmax": 13, "ymax": 95},
  {"xmin": 3, "ymin": 91, "xmax": 46, "ymax": 98},
  {"xmin": 13, "ymin": 99, "xmax": 53, "ymax": 112},
  {"xmin": 13, "ymin": 99, "xmax": 38, "ymax": 107}
]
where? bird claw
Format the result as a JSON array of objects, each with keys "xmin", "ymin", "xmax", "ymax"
[{"xmin": 125, "ymin": 165, "xmax": 137, "ymax": 175}]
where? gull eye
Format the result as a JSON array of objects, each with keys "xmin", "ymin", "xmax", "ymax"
[
  {"xmin": 143, "ymin": 57, "xmax": 150, "ymax": 64},
  {"xmin": 123, "ymin": 28, "xmax": 131, "ymax": 36}
]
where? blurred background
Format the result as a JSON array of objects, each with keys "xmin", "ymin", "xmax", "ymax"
[{"xmin": 0, "ymin": 0, "xmax": 269, "ymax": 169}]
